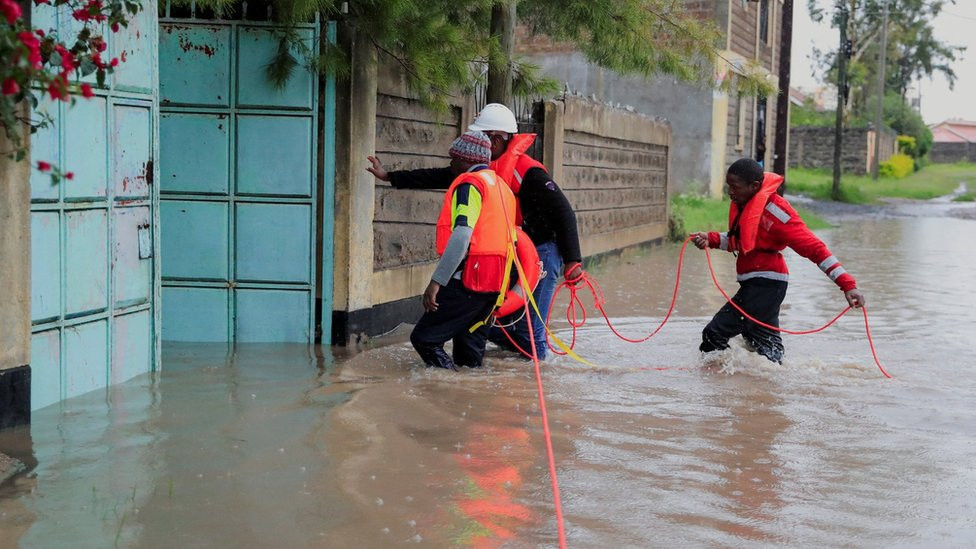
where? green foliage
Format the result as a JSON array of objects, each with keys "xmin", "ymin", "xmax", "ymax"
[
  {"xmin": 789, "ymin": 164, "xmax": 976, "ymax": 202},
  {"xmin": 790, "ymin": 99, "xmax": 835, "ymax": 128},
  {"xmin": 882, "ymin": 92, "xmax": 932, "ymax": 157},
  {"xmin": 952, "ymin": 192, "xmax": 976, "ymax": 203},
  {"xmin": 895, "ymin": 134, "xmax": 916, "ymax": 156},
  {"xmin": 807, "ymin": 0, "xmax": 964, "ymax": 112},
  {"xmin": 181, "ymin": 0, "xmax": 773, "ymax": 111},
  {"xmin": 879, "ymin": 153, "xmax": 913, "ymax": 178}
]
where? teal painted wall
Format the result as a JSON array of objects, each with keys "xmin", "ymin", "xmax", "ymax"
[{"xmin": 29, "ymin": 0, "xmax": 160, "ymax": 410}]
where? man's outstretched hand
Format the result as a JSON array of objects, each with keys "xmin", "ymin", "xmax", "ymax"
[
  {"xmin": 845, "ymin": 288, "xmax": 867, "ymax": 309},
  {"xmin": 366, "ymin": 155, "xmax": 390, "ymax": 182}
]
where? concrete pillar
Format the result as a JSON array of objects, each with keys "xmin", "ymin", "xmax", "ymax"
[
  {"xmin": 332, "ymin": 24, "xmax": 377, "ymax": 341},
  {"xmin": 542, "ymin": 99, "xmax": 564, "ymax": 185},
  {"xmin": 0, "ymin": 112, "xmax": 32, "ymax": 427}
]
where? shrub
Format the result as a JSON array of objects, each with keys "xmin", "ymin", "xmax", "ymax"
[
  {"xmin": 896, "ymin": 135, "xmax": 917, "ymax": 157},
  {"xmin": 879, "ymin": 153, "xmax": 914, "ymax": 178}
]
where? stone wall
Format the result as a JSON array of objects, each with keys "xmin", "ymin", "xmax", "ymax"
[
  {"xmin": 789, "ymin": 126, "xmax": 896, "ymax": 175},
  {"xmin": 546, "ymin": 96, "xmax": 670, "ymax": 256},
  {"xmin": 930, "ymin": 142, "xmax": 976, "ymax": 164},
  {"xmin": 372, "ymin": 94, "xmax": 463, "ymax": 271}
]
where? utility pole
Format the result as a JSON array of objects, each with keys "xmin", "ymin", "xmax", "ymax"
[
  {"xmin": 871, "ymin": 0, "xmax": 889, "ymax": 180},
  {"xmin": 832, "ymin": 1, "xmax": 849, "ymax": 201},
  {"xmin": 773, "ymin": 0, "xmax": 794, "ymax": 187},
  {"xmin": 487, "ymin": 0, "xmax": 516, "ymax": 106}
]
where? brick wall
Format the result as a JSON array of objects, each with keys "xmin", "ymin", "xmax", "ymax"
[
  {"xmin": 931, "ymin": 142, "xmax": 976, "ymax": 164},
  {"xmin": 728, "ymin": 0, "xmax": 758, "ymax": 59},
  {"xmin": 371, "ymin": 60, "xmax": 468, "ymax": 270},
  {"xmin": 547, "ymin": 96, "xmax": 671, "ymax": 255},
  {"xmin": 788, "ymin": 126, "xmax": 896, "ymax": 175}
]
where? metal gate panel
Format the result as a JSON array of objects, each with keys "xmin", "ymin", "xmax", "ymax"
[
  {"xmin": 159, "ymin": 25, "xmax": 231, "ymax": 106},
  {"xmin": 160, "ymin": 19, "xmax": 319, "ymax": 343},
  {"xmin": 64, "ymin": 209, "xmax": 109, "ymax": 316},
  {"xmin": 29, "ymin": 0, "xmax": 159, "ymax": 410},
  {"xmin": 161, "ymin": 286, "xmax": 229, "ymax": 340},
  {"xmin": 159, "ymin": 113, "xmax": 229, "ymax": 193}
]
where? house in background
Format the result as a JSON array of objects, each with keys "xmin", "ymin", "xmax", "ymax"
[
  {"xmin": 519, "ymin": 0, "xmax": 786, "ymax": 197},
  {"xmin": 930, "ymin": 119, "xmax": 976, "ymax": 163}
]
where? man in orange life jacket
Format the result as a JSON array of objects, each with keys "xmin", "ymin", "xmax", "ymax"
[
  {"xmin": 367, "ymin": 104, "xmax": 584, "ymax": 360},
  {"xmin": 410, "ymin": 130, "xmax": 518, "ymax": 370},
  {"xmin": 691, "ymin": 158, "xmax": 867, "ymax": 364}
]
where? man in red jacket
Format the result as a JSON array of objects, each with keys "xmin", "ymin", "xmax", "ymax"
[{"xmin": 691, "ymin": 158, "xmax": 867, "ymax": 363}]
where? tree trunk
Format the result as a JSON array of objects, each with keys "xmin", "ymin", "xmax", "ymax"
[
  {"xmin": 832, "ymin": 2, "xmax": 848, "ymax": 201},
  {"xmin": 487, "ymin": 1, "xmax": 516, "ymax": 106}
]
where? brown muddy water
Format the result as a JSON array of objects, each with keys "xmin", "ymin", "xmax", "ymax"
[{"xmin": 2, "ymin": 201, "xmax": 976, "ymax": 547}]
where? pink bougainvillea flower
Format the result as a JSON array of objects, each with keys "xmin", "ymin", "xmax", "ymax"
[
  {"xmin": 80, "ymin": 83, "xmax": 94, "ymax": 98},
  {"xmin": 1, "ymin": 79, "xmax": 19, "ymax": 96},
  {"xmin": 111, "ymin": 22, "xmax": 119, "ymax": 32},
  {"xmin": 36, "ymin": 161, "xmax": 52, "ymax": 172},
  {"xmin": 109, "ymin": 57, "xmax": 119, "ymax": 67},
  {"xmin": 47, "ymin": 76, "xmax": 69, "ymax": 101},
  {"xmin": 1, "ymin": 0, "xmax": 22, "ymax": 24},
  {"xmin": 55, "ymin": 45, "xmax": 77, "ymax": 73},
  {"xmin": 65, "ymin": 172, "xmax": 75, "ymax": 180},
  {"xmin": 17, "ymin": 31, "xmax": 43, "ymax": 69}
]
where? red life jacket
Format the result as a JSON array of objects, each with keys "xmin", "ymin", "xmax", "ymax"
[
  {"xmin": 728, "ymin": 172, "xmax": 784, "ymax": 254},
  {"xmin": 489, "ymin": 134, "xmax": 547, "ymax": 225},
  {"xmin": 435, "ymin": 169, "xmax": 517, "ymax": 294}
]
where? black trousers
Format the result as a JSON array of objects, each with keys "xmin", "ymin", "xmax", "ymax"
[
  {"xmin": 410, "ymin": 278, "xmax": 498, "ymax": 370},
  {"xmin": 700, "ymin": 278, "xmax": 788, "ymax": 364}
]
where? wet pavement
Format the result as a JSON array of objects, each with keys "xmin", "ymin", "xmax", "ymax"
[{"xmin": 2, "ymin": 195, "xmax": 976, "ymax": 547}]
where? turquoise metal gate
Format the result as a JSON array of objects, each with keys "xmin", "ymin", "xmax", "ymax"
[
  {"xmin": 159, "ymin": 11, "xmax": 324, "ymax": 342},
  {"xmin": 29, "ymin": 2, "xmax": 160, "ymax": 409}
]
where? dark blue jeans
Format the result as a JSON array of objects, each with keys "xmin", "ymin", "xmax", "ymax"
[{"xmin": 488, "ymin": 241, "xmax": 563, "ymax": 360}]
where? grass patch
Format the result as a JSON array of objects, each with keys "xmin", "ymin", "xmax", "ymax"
[
  {"xmin": 953, "ymin": 192, "xmax": 976, "ymax": 202},
  {"xmin": 787, "ymin": 162, "xmax": 976, "ymax": 203},
  {"xmin": 669, "ymin": 193, "xmax": 830, "ymax": 242}
]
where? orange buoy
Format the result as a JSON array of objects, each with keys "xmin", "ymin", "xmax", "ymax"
[{"xmin": 494, "ymin": 228, "xmax": 541, "ymax": 318}]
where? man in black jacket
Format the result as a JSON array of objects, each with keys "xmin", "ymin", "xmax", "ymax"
[{"xmin": 367, "ymin": 103, "xmax": 585, "ymax": 360}]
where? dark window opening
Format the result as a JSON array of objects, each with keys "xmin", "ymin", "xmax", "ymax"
[{"xmin": 759, "ymin": 0, "xmax": 770, "ymax": 45}]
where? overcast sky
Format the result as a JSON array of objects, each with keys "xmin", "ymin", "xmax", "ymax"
[{"xmin": 791, "ymin": 0, "xmax": 976, "ymax": 124}]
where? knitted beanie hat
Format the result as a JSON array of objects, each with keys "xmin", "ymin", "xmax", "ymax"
[{"xmin": 448, "ymin": 130, "xmax": 492, "ymax": 164}]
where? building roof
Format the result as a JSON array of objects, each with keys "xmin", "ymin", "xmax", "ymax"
[
  {"xmin": 930, "ymin": 120, "xmax": 976, "ymax": 143},
  {"xmin": 788, "ymin": 87, "xmax": 807, "ymax": 106}
]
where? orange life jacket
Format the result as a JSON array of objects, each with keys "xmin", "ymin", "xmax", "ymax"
[
  {"xmin": 435, "ymin": 169, "xmax": 518, "ymax": 294},
  {"xmin": 490, "ymin": 134, "xmax": 547, "ymax": 225},
  {"xmin": 728, "ymin": 172, "xmax": 785, "ymax": 254}
]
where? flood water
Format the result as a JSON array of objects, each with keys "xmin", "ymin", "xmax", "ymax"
[{"xmin": 1, "ymin": 198, "xmax": 975, "ymax": 547}]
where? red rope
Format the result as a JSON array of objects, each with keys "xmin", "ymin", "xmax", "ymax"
[
  {"xmin": 537, "ymin": 236, "xmax": 891, "ymax": 378},
  {"xmin": 493, "ymin": 180, "xmax": 567, "ymax": 548},
  {"xmin": 522, "ymin": 300, "xmax": 567, "ymax": 548}
]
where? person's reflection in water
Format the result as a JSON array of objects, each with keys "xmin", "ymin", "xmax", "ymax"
[
  {"xmin": 711, "ymin": 379, "xmax": 789, "ymax": 541},
  {"xmin": 448, "ymin": 397, "xmax": 538, "ymax": 546}
]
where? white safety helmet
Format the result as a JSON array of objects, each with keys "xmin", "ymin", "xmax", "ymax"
[{"xmin": 468, "ymin": 103, "xmax": 519, "ymax": 134}]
